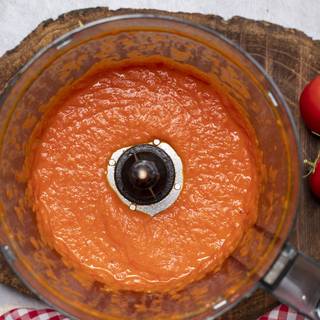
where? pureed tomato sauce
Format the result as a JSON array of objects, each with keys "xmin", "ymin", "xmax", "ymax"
[{"xmin": 28, "ymin": 60, "xmax": 260, "ymax": 292}]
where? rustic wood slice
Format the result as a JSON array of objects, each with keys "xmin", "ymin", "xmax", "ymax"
[{"xmin": 0, "ymin": 7, "xmax": 319, "ymax": 320}]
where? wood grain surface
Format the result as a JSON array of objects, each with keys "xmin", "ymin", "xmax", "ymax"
[{"xmin": 0, "ymin": 7, "xmax": 319, "ymax": 320}]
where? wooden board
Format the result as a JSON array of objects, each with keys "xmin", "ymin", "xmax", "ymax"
[{"xmin": 0, "ymin": 7, "xmax": 319, "ymax": 320}]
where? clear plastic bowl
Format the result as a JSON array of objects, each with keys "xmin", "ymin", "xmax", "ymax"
[{"xmin": 0, "ymin": 15, "xmax": 300, "ymax": 319}]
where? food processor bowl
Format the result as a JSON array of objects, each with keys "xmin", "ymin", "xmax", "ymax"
[{"xmin": 0, "ymin": 15, "xmax": 314, "ymax": 320}]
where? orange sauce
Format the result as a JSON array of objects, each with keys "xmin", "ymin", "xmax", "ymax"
[{"xmin": 28, "ymin": 62, "xmax": 260, "ymax": 292}]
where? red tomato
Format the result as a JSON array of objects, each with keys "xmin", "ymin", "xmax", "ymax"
[
  {"xmin": 299, "ymin": 75, "xmax": 320, "ymax": 134},
  {"xmin": 309, "ymin": 159, "xmax": 320, "ymax": 198}
]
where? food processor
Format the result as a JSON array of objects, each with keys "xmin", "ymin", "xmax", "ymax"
[{"xmin": 0, "ymin": 15, "xmax": 320, "ymax": 320}]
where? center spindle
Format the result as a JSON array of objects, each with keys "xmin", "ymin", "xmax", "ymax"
[
  {"xmin": 114, "ymin": 144, "xmax": 175, "ymax": 205},
  {"xmin": 129, "ymin": 160, "xmax": 160, "ymax": 189},
  {"xmin": 107, "ymin": 140, "xmax": 183, "ymax": 216}
]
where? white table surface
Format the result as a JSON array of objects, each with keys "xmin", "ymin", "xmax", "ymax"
[
  {"xmin": 0, "ymin": 0, "xmax": 319, "ymax": 315},
  {"xmin": 1, "ymin": 0, "xmax": 320, "ymax": 57}
]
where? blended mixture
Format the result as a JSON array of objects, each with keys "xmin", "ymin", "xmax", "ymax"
[{"xmin": 28, "ymin": 62, "xmax": 260, "ymax": 292}]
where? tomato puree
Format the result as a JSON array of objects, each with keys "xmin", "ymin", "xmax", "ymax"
[{"xmin": 29, "ymin": 62, "xmax": 260, "ymax": 292}]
